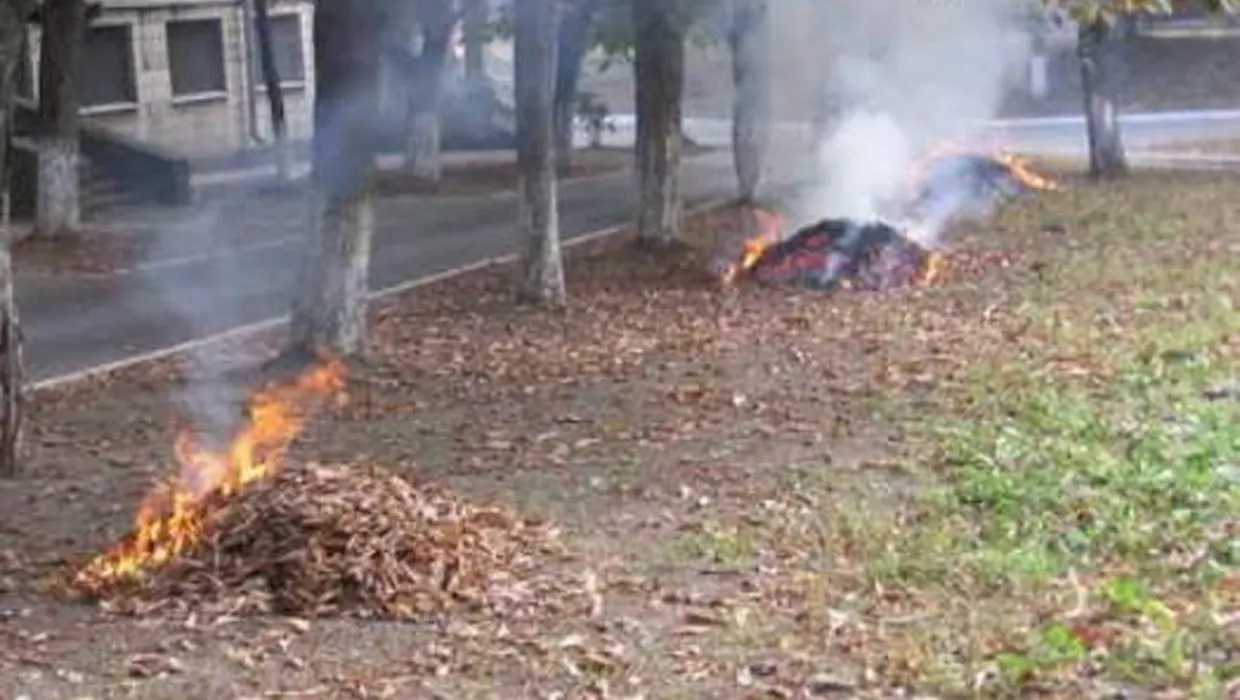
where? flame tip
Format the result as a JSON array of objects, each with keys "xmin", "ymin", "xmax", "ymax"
[{"xmin": 77, "ymin": 359, "xmax": 347, "ymax": 587}]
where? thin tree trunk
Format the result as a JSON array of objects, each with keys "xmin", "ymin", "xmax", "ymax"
[
  {"xmin": 253, "ymin": 0, "xmax": 290, "ymax": 180},
  {"xmin": 514, "ymin": 0, "xmax": 564, "ymax": 306},
  {"xmin": 288, "ymin": 0, "xmax": 379, "ymax": 358},
  {"xmin": 35, "ymin": 0, "xmax": 85, "ymax": 238},
  {"xmin": 1078, "ymin": 18, "xmax": 1126, "ymax": 178},
  {"xmin": 728, "ymin": 0, "xmax": 770, "ymax": 204},
  {"xmin": 552, "ymin": 0, "xmax": 600, "ymax": 174},
  {"xmin": 633, "ymin": 0, "xmax": 684, "ymax": 248},
  {"xmin": 405, "ymin": 11, "xmax": 454, "ymax": 183},
  {"xmin": 0, "ymin": 0, "xmax": 31, "ymax": 476},
  {"xmin": 463, "ymin": 0, "xmax": 487, "ymax": 84}
]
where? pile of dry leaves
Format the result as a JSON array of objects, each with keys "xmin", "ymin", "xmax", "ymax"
[{"xmin": 84, "ymin": 464, "xmax": 564, "ymax": 620}]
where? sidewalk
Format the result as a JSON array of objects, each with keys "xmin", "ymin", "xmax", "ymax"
[{"xmin": 190, "ymin": 149, "xmax": 521, "ymax": 189}]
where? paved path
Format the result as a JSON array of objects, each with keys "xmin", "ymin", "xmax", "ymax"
[
  {"xmin": 23, "ymin": 110, "xmax": 1240, "ymax": 386},
  {"xmin": 22, "ymin": 153, "xmax": 746, "ymax": 384}
]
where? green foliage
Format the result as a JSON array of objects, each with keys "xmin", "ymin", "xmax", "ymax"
[
  {"xmin": 593, "ymin": 0, "xmax": 728, "ymax": 71},
  {"xmin": 1044, "ymin": 0, "xmax": 1236, "ymax": 25},
  {"xmin": 489, "ymin": 0, "xmax": 729, "ymax": 71}
]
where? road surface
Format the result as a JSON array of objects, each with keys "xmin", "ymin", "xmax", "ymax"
[
  {"xmin": 23, "ymin": 110, "xmax": 1240, "ymax": 385},
  {"xmin": 619, "ymin": 109, "xmax": 1240, "ymax": 154}
]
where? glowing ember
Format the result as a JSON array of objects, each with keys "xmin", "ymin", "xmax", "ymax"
[{"xmin": 76, "ymin": 360, "xmax": 347, "ymax": 589}]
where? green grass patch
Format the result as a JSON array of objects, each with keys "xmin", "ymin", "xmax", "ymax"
[{"xmin": 792, "ymin": 171, "xmax": 1240, "ymax": 695}]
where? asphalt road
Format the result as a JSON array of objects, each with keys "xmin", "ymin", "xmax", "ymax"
[
  {"xmin": 22, "ymin": 110, "xmax": 1240, "ymax": 384},
  {"xmin": 22, "ymin": 153, "xmax": 748, "ymax": 383},
  {"xmin": 627, "ymin": 108, "xmax": 1240, "ymax": 153}
]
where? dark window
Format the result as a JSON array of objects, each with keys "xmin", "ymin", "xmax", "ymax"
[
  {"xmin": 167, "ymin": 19, "xmax": 226, "ymax": 96},
  {"xmin": 269, "ymin": 14, "xmax": 305, "ymax": 83},
  {"xmin": 79, "ymin": 25, "xmax": 137, "ymax": 107}
]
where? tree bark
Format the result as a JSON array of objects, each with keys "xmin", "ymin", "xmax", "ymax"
[
  {"xmin": 462, "ymin": 0, "xmax": 487, "ymax": 84},
  {"xmin": 288, "ymin": 0, "xmax": 380, "ymax": 358},
  {"xmin": 727, "ymin": 0, "xmax": 770, "ymax": 204},
  {"xmin": 0, "ymin": 0, "xmax": 31, "ymax": 476},
  {"xmin": 633, "ymin": 0, "xmax": 685, "ymax": 248},
  {"xmin": 404, "ymin": 8, "xmax": 455, "ymax": 183},
  {"xmin": 552, "ymin": 0, "xmax": 601, "ymax": 174},
  {"xmin": 514, "ymin": 0, "xmax": 564, "ymax": 306},
  {"xmin": 35, "ymin": 0, "xmax": 86, "ymax": 238},
  {"xmin": 253, "ymin": 0, "xmax": 291, "ymax": 180},
  {"xmin": 1078, "ymin": 18, "xmax": 1127, "ymax": 178}
]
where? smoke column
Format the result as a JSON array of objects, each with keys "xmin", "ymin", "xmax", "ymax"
[{"xmin": 769, "ymin": 0, "xmax": 1034, "ymax": 242}]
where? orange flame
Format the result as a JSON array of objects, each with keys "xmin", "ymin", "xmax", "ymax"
[
  {"xmin": 920, "ymin": 250, "xmax": 946, "ymax": 286},
  {"xmin": 76, "ymin": 359, "xmax": 347, "ymax": 588},
  {"xmin": 904, "ymin": 141, "xmax": 1059, "ymax": 197},
  {"xmin": 995, "ymin": 152, "xmax": 1059, "ymax": 192},
  {"xmin": 721, "ymin": 207, "xmax": 784, "ymax": 286}
]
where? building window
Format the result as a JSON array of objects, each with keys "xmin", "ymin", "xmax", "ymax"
[
  {"xmin": 79, "ymin": 25, "xmax": 137, "ymax": 107},
  {"xmin": 269, "ymin": 14, "xmax": 305, "ymax": 84},
  {"xmin": 167, "ymin": 19, "xmax": 227, "ymax": 97}
]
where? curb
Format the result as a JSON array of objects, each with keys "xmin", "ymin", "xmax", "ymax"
[{"xmin": 28, "ymin": 197, "xmax": 734, "ymax": 393}]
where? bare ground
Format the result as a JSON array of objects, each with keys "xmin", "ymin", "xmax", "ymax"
[{"xmin": 2, "ymin": 168, "xmax": 1238, "ymax": 699}]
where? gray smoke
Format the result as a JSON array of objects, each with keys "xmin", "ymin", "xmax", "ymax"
[
  {"xmin": 769, "ymin": 0, "xmax": 1035, "ymax": 243},
  {"xmin": 139, "ymin": 183, "xmax": 310, "ymax": 440}
]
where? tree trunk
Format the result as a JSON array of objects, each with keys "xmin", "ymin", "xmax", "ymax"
[
  {"xmin": 728, "ymin": 0, "xmax": 770, "ymax": 204},
  {"xmin": 633, "ymin": 0, "xmax": 685, "ymax": 248},
  {"xmin": 514, "ymin": 0, "xmax": 564, "ymax": 306},
  {"xmin": 552, "ymin": 0, "xmax": 601, "ymax": 174},
  {"xmin": 463, "ymin": 0, "xmax": 487, "ymax": 84},
  {"xmin": 0, "ymin": 0, "xmax": 31, "ymax": 476},
  {"xmin": 1078, "ymin": 18, "xmax": 1127, "ymax": 178},
  {"xmin": 405, "ymin": 11, "xmax": 454, "ymax": 183},
  {"xmin": 254, "ymin": 0, "xmax": 291, "ymax": 180},
  {"xmin": 288, "ymin": 0, "xmax": 379, "ymax": 358},
  {"xmin": 35, "ymin": 0, "xmax": 86, "ymax": 238}
]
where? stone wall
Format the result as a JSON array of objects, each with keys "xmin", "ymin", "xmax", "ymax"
[{"xmin": 29, "ymin": 0, "xmax": 316, "ymax": 160}]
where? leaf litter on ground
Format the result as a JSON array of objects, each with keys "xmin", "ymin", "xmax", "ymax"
[
  {"xmin": 12, "ymin": 167, "xmax": 1240, "ymax": 698},
  {"xmin": 75, "ymin": 462, "xmax": 570, "ymax": 621}
]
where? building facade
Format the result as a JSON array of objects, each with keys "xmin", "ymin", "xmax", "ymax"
[{"xmin": 19, "ymin": 0, "xmax": 315, "ymax": 161}]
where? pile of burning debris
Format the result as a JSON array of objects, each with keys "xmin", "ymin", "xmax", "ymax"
[
  {"xmin": 721, "ymin": 148, "xmax": 1058, "ymax": 290},
  {"xmin": 71, "ymin": 361, "xmax": 559, "ymax": 620}
]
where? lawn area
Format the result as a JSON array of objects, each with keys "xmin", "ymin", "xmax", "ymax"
[
  {"xmin": 1, "ymin": 166, "xmax": 1238, "ymax": 698},
  {"xmin": 1143, "ymin": 137, "xmax": 1240, "ymax": 157}
]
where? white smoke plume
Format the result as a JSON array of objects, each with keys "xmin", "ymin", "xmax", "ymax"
[{"xmin": 770, "ymin": 0, "xmax": 1036, "ymax": 244}]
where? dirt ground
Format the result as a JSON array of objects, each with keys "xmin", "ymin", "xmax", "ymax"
[{"xmin": 2, "ymin": 167, "xmax": 1238, "ymax": 699}]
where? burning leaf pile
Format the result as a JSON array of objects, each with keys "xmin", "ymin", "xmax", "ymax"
[
  {"xmin": 83, "ymin": 464, "xmax": 561, "ymax": 619},
  {"xmin": 744, "ymin": 217, "xmax": 940, "ymax": 291},
  {"xmin": 721, "ymin": 148, "xmax": 1057, "ymax": 290},
  {"xmin": 75, "ymin": 360, "xmax": 349, "ymax": 587},
  {"xmin": 903, "ymin": 149, "xmax": 1059, "ymax": 224},
  {"xmin": 72, "ymin": 359, "xmax": 561, "ymax": 620}
]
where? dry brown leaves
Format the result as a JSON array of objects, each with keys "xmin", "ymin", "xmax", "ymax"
[
  {"xmin": 366, "ymin": 215, "xmax": 1022, "ymax": 405},
  {"xmin": 13, "ymin": 229, "xmax": 142, "ymax": 275},
  {"xmin": 85, "ymin": 463, "xmax": 565, "ymax": 620}
]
